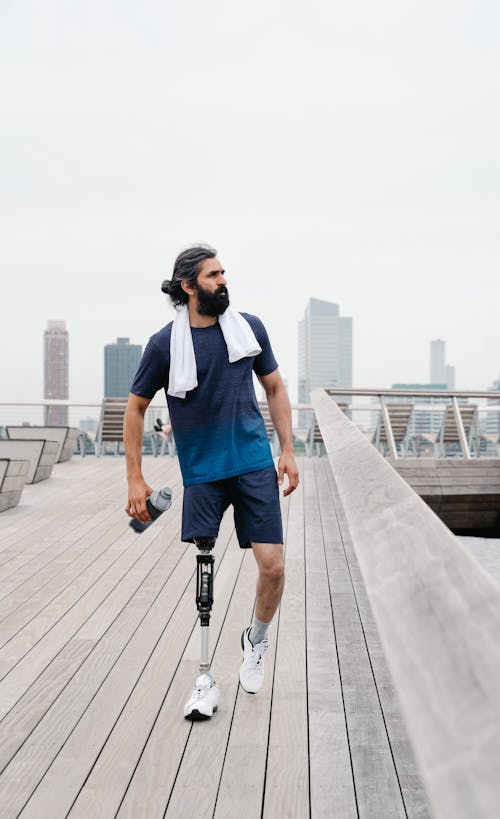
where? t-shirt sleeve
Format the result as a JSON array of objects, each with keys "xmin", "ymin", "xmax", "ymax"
[
  {"xmin": 130, "ymin": 339, "xmax": 169, "ymax": 399},
  {"xmin": 251, "ymin": 317, "xmax": 278, "ymax": 377}
]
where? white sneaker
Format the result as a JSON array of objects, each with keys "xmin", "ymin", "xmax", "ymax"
[
  {"xmin": 183, "ymin": 673, "xmax": 219, "ymax": 721},
  {"xmin": 239, "ymin": 627, "xmax": 268, "ymax": 694}
]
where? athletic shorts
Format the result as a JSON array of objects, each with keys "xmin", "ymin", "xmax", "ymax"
[{"xmin": 181, "ymin": 465, "xmax": 283, "ymax": 549}]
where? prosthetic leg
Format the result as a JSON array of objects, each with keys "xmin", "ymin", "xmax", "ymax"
[{"xmin": 183, "ymin": 537, "xmax": 220, "ymax": 721}]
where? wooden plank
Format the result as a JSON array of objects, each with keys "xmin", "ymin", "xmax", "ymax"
[
  {"xmin": 0, "ymin": 467, "xmax": 182, "ymax": 640},
  {"xmin": 323, "ymin": 460, "xmax": 431, "ymax": 817},
  {"xmin": 0, "ymin": 457, "xmax": 125, "ymax": 563},
  {"xmin": 163, "ymin": 541, "xmax": 264, "ymax": 817},
  {"xmin": 210, "ymin": 491, "xmax": 290, "ymax": 819},
  {"xmin": 0, "ymin": 502, "xmax": 189, "ymax": 788},
  {"xmin": 0, "ymin": 513, "xmax": 234, "ymax": 817},
  {"xmin": 67, "ymin": 515, "xmax": 241, "ymax": 819},
  {"xmin": 306, "ymin": 458, "xmax": 357, "ymax": 818},
  {"xmin": 0, "ymin": 466, "xmax": 181, "ymax": 715},
  {"xmin": 0, "ymin": 465, "xmax": 138, "ymax": 608},
  {"xmin": 263, "ymin": 465, "xmax": 309, "ymax": 819},
  {"xmin": 314, "ymin": 459, "xmax": 407, "ymax": 819}
]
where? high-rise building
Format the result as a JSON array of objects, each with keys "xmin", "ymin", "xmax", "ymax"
[
  {"xmin": 44, "ymin": 320, "xmax": 69, "ymax": 425},
  {"xmin": 104, "ymin": 337, "xmax": 142, "ymax": 398},
  {"xmin": 298, "ymin": 298, "xmax": 352, "ymax": 426},
  {"xmin": 430, "ymin": 339, "xmax": 455, "ymax": 388}
]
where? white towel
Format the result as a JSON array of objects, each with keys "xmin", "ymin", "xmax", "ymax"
[{"xmin": 168, "ymin": 305, "xmax": 262, "ymax": 398}]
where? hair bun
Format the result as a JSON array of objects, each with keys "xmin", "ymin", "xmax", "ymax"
[{"xmin": 161, "ymin": 279, "xmax": 172, "ymax": 294}]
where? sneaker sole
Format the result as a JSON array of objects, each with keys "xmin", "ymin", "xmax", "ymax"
[{"xmin": 184, "ymin": 705, "xmax": 218, "ymax": 722}]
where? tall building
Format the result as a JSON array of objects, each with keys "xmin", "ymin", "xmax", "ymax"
[
  {"xmin": 298, "ymin": 298, "xmax": 352, "ymax": 426},
  {"xmin": 44, "ymin": 320, "xmax": 69, "ymax": 425},
  {"xmin": 104, "ymin": 337, "xmax": 142, "ymax": 397},
  {"xmin": 430, "ymin": 339, "xmax": 455, "ymax": 388}
]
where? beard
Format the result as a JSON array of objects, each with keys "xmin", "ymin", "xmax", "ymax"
[{"xmin": 195, "ymin": 283, "xmax": 230, "ymax": 316}]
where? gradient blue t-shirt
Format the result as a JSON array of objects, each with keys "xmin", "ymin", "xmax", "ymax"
[{"xmin": 130, "ymin": 313, "xmax": 278, "ymax": 486}]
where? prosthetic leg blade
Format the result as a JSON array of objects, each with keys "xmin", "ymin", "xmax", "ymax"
[{"xmin": 184, "ymin": 536, "xmax": 219, "ymax": 720}]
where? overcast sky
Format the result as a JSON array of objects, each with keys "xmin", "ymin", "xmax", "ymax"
[{"xmin": 1, "ymin": 0, "xmax": 499, "ymax": 406}]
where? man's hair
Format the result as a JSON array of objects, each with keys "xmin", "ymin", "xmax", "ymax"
[{"xmin": 161, "ymin": 245, "xmax": 217, "ymax": 307}]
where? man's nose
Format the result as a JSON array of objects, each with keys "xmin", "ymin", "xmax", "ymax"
[{"xmin": 218, "ymin": 273, "xmax": 227, "ymax": 286}]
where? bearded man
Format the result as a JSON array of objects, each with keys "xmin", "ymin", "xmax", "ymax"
[{"xmin": 124, "ymin": 245, "xmax": 299, "ymax": 719}]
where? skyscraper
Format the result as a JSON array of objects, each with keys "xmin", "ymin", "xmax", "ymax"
[
  {"xmin": 44, "ymin": 320, "xmax": 69, "ymax": 425},
  {"xmin": 104, "ymin": 337, "xmax": 142, "ymax": 398},
  {"xmin": 430, "ymin": 339, "xmax": 446, "ymax": 385},
  {"xmin": 430, "ymin": 339, "xmax": 455, "ymax": 388},
  {"xmin": 298, "ymin": 298, "xmax": 352, "ymax": 425}
]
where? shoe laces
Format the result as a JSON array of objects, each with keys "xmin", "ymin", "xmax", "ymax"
[
  {"xmin": 191, "ymin": 681, "xmax": 211, "ymax": 701},
  {"xmin": 251, "ymin": 638, "xmax": 268, "ymax": 668}
]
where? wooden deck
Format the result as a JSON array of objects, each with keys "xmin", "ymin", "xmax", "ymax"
[{"xmin": 0, "ymin": 456, "xmax": 430, "ymax": 818}]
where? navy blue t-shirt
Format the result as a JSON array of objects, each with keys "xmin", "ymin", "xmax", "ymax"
[{"xmin": 130, "ymin": 313, "xmax": 278, "ymax": 486}]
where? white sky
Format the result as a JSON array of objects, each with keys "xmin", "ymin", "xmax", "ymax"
[{"xmin": 1, "ymin": 0, "xmax": 499, "ymax": 405}]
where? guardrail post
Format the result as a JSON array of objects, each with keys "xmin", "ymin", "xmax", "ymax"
[
  {"xmin": 452, "ymin": 397, "xmax": 471, "ymax": 460},
  {"xmin": 380, "ymin": 397, "xmax": 398, "ymax": 459}
]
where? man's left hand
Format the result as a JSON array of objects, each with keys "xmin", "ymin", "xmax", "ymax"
[{"xmin": 277, "ymin": 451, "xmax": 299, "ymax": 497}]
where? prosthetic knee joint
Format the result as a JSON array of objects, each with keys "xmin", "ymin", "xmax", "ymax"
[{"xmin": 194, "ymin": 537, "xmax": 216, "ymax": 675}]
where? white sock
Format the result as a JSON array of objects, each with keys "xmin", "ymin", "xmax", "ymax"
[{"xmin": 249, "ymin": 616, "xmax": 271, "ymax": 645}]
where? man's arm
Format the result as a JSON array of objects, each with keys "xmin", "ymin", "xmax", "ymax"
[
  {"xmin": 258, "ymin": 370, "xmax": 299, "ymax": 496},
  {"xmin": 124, "ymin": 392, "xmax": 154, "ymax": 522}
]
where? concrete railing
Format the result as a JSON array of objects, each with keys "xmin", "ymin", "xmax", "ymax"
[{"xmin": 312, "ymin": 387, "xmax": 500, "ymax": 819}]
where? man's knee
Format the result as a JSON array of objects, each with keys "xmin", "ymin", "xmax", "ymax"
[{"xmin": 257, "ymin": 551, "xmax": 285, "ymax": 586}]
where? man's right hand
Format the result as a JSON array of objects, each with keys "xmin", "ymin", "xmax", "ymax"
[{"xmin": 126, "ymin": 477, "xmax": 153, "ymax": 523}]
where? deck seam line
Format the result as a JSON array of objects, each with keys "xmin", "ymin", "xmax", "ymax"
[
  {"xmin": 314, "ymin": 458, "xmax": 359, "ymax": 819},
  {"xmin": 325, "ymin": 461, "xmax": 409, "ymax": 819},
  {"xmin": 0, "ymin": 526, "xmax": 187, "ymax": 765},
  {"xmin": 259, "ymin": 486, "xmax": 292, "ymax": 819},
  {"xmin": 21, "ymin": 528, "xmax": 235, "ymax": 818}
]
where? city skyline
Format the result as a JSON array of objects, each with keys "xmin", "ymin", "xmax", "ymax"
[
  {"xmin": 21, "ymin": 313, "xmax": 500, "ymax": 409},
  {"xmin": 1, "ymin": 3, "xmax": 499, "ymax": 403}
]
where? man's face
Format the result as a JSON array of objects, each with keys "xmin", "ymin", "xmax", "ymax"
[{"xmin": 194, "ymin": 257, "xmax": 229, "ymax": 316}]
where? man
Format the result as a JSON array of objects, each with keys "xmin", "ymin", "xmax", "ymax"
[{"xmin": 124, "ymin": 245, "xmax": 299, "ymax": 718}]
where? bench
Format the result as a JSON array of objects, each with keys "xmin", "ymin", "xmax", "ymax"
[
  {"xmin": 0, "ymin": 458, "xmax": 30, "ymax": 511},
  {"xmin": 0, "ymin": 439, "xmax": 59, "ymax": 483},
  {"xmin": 438, "ymin": 403, "xmax": 478, "ymax": 457},
  {"xmin": 6, "ymin": 426, "xmax": 80, "ymax": 463},
  {"xmin": 372, "ymin": 401, "xmax": 414, "ymax": 457},
  {"xmin": 96, "ymin": 398, "xmax": 158, "ymax": 456}
]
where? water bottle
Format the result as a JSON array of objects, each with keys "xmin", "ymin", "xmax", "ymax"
[{"xmin": 129, "ymin": 486, "xmax": 173, "ymax": 533}]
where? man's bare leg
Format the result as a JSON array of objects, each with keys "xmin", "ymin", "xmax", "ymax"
[
  {"xmin": 239, "ymin": 542, "xmax": 284, "ymax": 693},
  {"xmin": 251, "ymin": 541, "xmax": 285, "ymax": 623}
]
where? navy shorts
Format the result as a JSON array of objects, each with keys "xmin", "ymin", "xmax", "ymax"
[{"xmin": 182, "ymin": 466, "xmax": 283, "ymax": 549}]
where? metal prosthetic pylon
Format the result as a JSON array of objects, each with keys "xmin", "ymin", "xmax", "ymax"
[{"xmin": 183, "ymin": 537, "xmax": 220, "ymax": 720}]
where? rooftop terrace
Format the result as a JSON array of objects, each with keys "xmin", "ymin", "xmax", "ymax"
[{"xmin": 0, "ymin": 454, "xmax": 429, "ymax": 818}]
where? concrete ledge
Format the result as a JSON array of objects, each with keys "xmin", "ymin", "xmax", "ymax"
[
  {"xmin": 0, "ymin": 440, "xmax": 59, "ymax": 483},
  {"xmin": 0, "ymin": 458, "xmax": 30, "ymax": 511},
  {"xmin": 6, "ymin": 426, "xmax": 80, "ymax": 463},
  {"xmin": 312, "ymin": 388, "xmax": 500, "ymax": 819}
]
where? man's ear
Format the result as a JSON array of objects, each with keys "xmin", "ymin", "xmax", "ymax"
[{"xmin": 181, "ymin": 279, "xmax": 195, "ymax": 296}]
